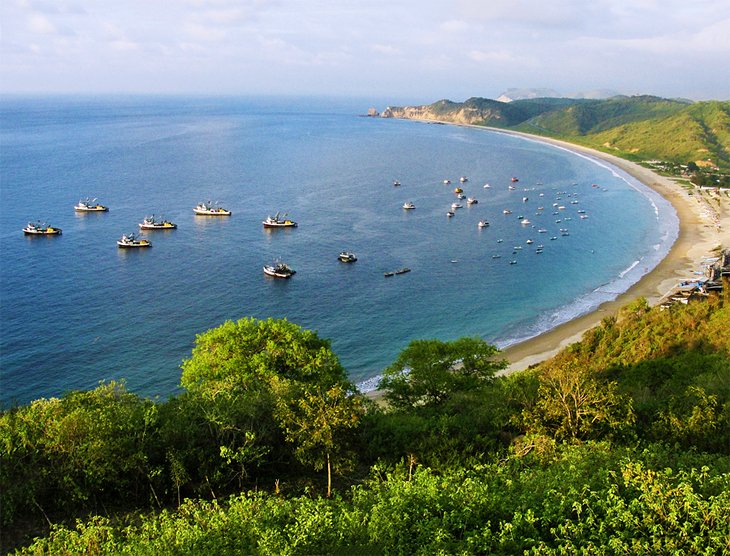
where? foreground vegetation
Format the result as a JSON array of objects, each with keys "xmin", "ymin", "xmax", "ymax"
[{"xmin": 2, "ymin": 294, "xmax": 729, "ymax": 554}]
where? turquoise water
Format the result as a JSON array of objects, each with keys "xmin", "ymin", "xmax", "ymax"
[{"xmin": 0, "ymin": 96, "xmax": 677, "ymax": 406}]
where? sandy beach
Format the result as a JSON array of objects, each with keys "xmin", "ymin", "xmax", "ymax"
[{"xmin": 491, "ymin": 130, "xmax": 730, "ymax": 372}]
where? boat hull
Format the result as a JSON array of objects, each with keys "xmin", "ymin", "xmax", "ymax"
[
  {"xmin": 117, "ymin": 241, "xmax": 151, "ymax": 248},
  {"xmin": 24, "ymin": 228, "xmax": 61, "ymax": 235},
  {"xmin": 75, "ymin": 206, "xmax": 108, "ymax": 212},
  {"xmin": 139, "ymin": 223, "xmax": 177, "ymax": 230},
  {"xmin": 263, "ymin": 266, "xmax": 295, "ymax": 278},
  {"xmin": 194, "ymin": 209, "xmax": 231, "ymax": 216}
]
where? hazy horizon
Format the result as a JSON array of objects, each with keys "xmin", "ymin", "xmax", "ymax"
[{"xmin": 1, "ymin": 1, "xmax": 729, "ymax": 102}]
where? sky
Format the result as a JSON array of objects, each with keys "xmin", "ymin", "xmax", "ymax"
[{"xmin": 1, "ymin": 0, "xmax": 729, "ymax": 102}]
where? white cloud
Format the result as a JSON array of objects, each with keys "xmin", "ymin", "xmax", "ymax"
[
  {"xmin": 28, "ymin": 13, "xmax": 56, "ymax": 34},
  {"xmin": 371, "ymin": 44, "xmax": 401, "ymax": 56}
]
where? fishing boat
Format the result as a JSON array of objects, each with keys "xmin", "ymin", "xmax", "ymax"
[
  {"xmin": 393, "ymin": 180, "xmax": 401, "ymax": 186},
  {"xmin": 193, "ymin": 201, "xmax": 231, "ymax": 216},
  {"xmin": 447, "ymin": 210, "xmax": 455, "ymax": 217},
  {"xmin": 23, "ymin": 221, "xmax": 62, "ymax": 235},
  {"xmin": 454, "ymin": 187, "xmax": 463, "ymax": 194},
  {"xmin": 483, "ymin": 183, "xmax": 491, "ymax": 188},
  {"xmin": 451, "ymin": 202, "xmax": 463, "ymax": 209},
  {"xmin": 139, "ymin": 215, "xmax": 177, "ymax": 230},
  {"xmin": 74, "ymin": 198, "xmax": 108, "ymax": 212},
  {"xmin": 503, "ymin": 209, "xmax": 512, "ymax": 215},
  {"xmin": 511, "ymin": 177, "xmax": 519, "ymax": 182},
  {"xmin": 262, "ymin": 212, "xmax": 298, "ymax": 228},
  {"xmin": 520, "ymin": 218, "xmax": 531, "ymax": 225},
  {"xmin": 443, "ymin": 179, "xmax": 451, "ymax": 185},
  {"xmin": 467, "ymin": 197, "xmax": 478, "ymax": 205},
  {"xmin": 117, "ymin": 233, "xmax": 151, "ymax": 248},
  {"xmin": 338, "ymin": 251, "xmax": 357, "ymax": 263},
  {"xmin": 478, "ymin": 220, "xmax": 489, "ymax": 228},
  {"xmin": 402, "ymin": 202, "xmax": 416, "ymax": 210},
  {"xmin": 263, "ymin": 261, "xmax": 296, "ymax": 278},
  {"xmin": 460, "ymin": 176, "xmax": 468, "ymax": 183}
]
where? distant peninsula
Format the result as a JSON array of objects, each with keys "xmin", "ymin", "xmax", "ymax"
[{"xmin": 377, "ymin": 95, "xmax": 730, "ymax": 176}]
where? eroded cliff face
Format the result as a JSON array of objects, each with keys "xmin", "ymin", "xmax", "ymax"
[{"xmin": 380, "ymin": 103, "xmax": 506, "ymax": 126}]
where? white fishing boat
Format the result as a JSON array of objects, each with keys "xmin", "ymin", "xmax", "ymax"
[
  {"xmin": 193, "ymin": 201, "xmax": 231, "ymax": 216},
  {"xmin": 117, "ymin": 233, "xmax": 151, "ymax": 248},
  {"xmin": 263, "ymin": 261, "xmax": 296, "ymax": 278},
  {"xmin": 262, "ymin": 212, "xmax": 298, "ymax": 228},
  {"xmin": 338, "ymin": 252, "xmax": 357, "ymax": 263},
  {"xmin": 402, "ymin": 202, "xmax": 416, "ymax": 210},
  {"xmin": 74, "ymin": 198, "xmax": 108, "ymax": 212},
  {"xmin": 23, "ymin": 221, "xmax": 62, "ymax": 235},
  {"xmin": 478, "ymin": 220, "xmax": 489, "ymax": 228},
  {"xmin": 139, "ymin": 215, "xmax": 177, "ymax": 230}
]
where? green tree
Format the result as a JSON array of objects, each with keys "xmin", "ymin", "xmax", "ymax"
[
  {"xmin": 378, "ymin": 337, "xmax": 506, "ymax": 410},
  {"xmin": 275, "ymin": 382, "xmax": 364, "ymax": 497},
  {"xmin": 523, "ymin": 360, "xmax": 635, "ymax": 441}
]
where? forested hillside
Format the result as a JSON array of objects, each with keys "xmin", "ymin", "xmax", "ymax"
[{"xmin": 2, "ymin": 293, "xmax": 729, "ymax": 554}]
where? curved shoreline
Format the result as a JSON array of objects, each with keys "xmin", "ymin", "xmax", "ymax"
[
  {"xmin": 362, "ymin": 119, "xmax": 728, "ymax": 393},
  {"xmin": 482, "ymin": 127, "xmax": 729, "ymax": 372}
]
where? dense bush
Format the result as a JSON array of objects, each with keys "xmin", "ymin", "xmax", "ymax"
[{"xmin": 3, "ymin": 297, "xmax": 729, "ymax": 553}]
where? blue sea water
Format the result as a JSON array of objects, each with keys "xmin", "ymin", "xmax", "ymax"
[{"xmin": 0, "ymin": 95, "xmax": 677, "ymax": 406}]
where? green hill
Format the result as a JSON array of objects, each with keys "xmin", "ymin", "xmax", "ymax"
[{"xmin": 381, "ymin": 95, "xmax": 730, "ymax": 170}]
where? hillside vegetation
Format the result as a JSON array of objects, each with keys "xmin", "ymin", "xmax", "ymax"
[
  {"xmin": 2, "ymin": 290, "xmax": 729, "ymax": 553},
  {"xmin": 382, "ymin": 95, "xmax": 730, "ymax": 170}
]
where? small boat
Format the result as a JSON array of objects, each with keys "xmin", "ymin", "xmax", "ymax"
[
  {"xmin": 497, "ymin": 239, "xmax": 503, "ymax": 243},
  {"xmin": 520, "ymin": 218, "xmax": 531, "ymax": 225},
  {"xmin": 526, "ymin": 239, "xmax": 534, "ymax": 244},
  {"xmin": 263, "ymin": 261, "xmax": 296, "ymax": 278},
  {"xmin": 451, "ymin": 202, "xmax": 462, "ymax": 209},
  {"xmin": 454, "ymin": 187, "xmax": 463, "ymax": 194},
  {"xmin": 478, "ymin": 220, "xmax": 489, "ymax": 228},
  {"xmin": 508, "ymin": 185, "xmax": 516, "ymax": 191},
  {"xmin": 550, "ymin": 236, "xmax": 558, "ymax": 240},
  {"xmin": 580, "ymin": 214, "xmax": 589, "ymax": 219},
  {"xmin": 483, "ymin": 183, "xmax": 491, "ymax": 189},
  {"xmin": 443, "ymin": 179, "xmax": 451, "ymax": 185},
  {"xmin": 384, "ymin": 271, "xmax": 395, "ymax": 277},
  {"xmin": 393, "ymin": 180, "xmax": 401, "ymax": 186},
  {"xmin": 538, "ymin": 228, "xmax": 547, "ymax": 233},
  {"xmin": 492, "ymin": 254, "xmax": 501, "ymax": 259},
  {"xmin": 194, "ymin": 201, "xmax": 231, "ymax": 216},
  {"xmin": 74, "ymin": 198, "xmax": 108, "ymax": 212},
  {"xmin": 262, "ymin": 212, "xmax": 298, "ymax": 228},
  {"xmin": 503, "ymin": 209, "xmax": 512, "ymax": 215},
  {"xmin": 402, "ymin": 202, "xmax": 416, "ymax": 210},
  {"xmin": 511, "ymin": 177, "xmax": 519, "ymax": 182},
  {"xmin": 139, "ymin": 215, "xmax": 177, "ymax": 230},
  {"xmin": 447, "ymin": 210, "xmax": 455, "ymax": 217},
  {"xmin": 509, "ymin": 260, "xmax": 517, "ymax": 265},
  {"xmin": 460, "ymin": 176, "xmax": 468, "ymax": 183},
  {"xmin": 395, "ymin": 267, "xmax": 411, "ymax": 275},
  {"xmin": 522, "ymin": 197, "xmax": 529, "ymax": 202},
  {"xmin": 23, "ymin": 221, "xmax": 62, "ymax": 235},
  {"xmin": 467, "ymin": 197, "xmax": 478, "ymax": 205},
  {"xmin": 338, "ymin": 252, "xmax": 357, "ymax": 263},
  {"xmin": 117, "ymin": 233, "xmax": 151, "ymax": 248}
]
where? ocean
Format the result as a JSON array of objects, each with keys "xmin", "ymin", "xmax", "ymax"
[{"xmin": 0, "ymin": 95, "xmax": 677, "ymax": 406}]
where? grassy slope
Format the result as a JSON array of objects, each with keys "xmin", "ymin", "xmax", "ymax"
[{"xmin": 409, "ymin": 96, "xmax": 730, "ymax": 169}]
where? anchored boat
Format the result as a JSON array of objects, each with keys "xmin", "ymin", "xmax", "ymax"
[
  {"xmin": 74, "ymin": 198, "xmax": 108, "ymax": 212},
  {"xmin": 139, "ymin": 215, "xmax": 177, "ymax": 230},
  {"xmin": 23, "ymin": 221, "xmax": 62, "ymax": 235},
  {"xmin": 193, "ymin": 201, "xmax": 231, "ymax": 216},
  {"xmin": 263, "ymin": 261, "xmax": 296, "ymax": 278},
  {"xmin": 117, "ymin": 233, "xmax": 151, "ymax": 248},
  {"xmin": 262, "ymin": 212, "xmax": 298, "ymax": 228}
]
